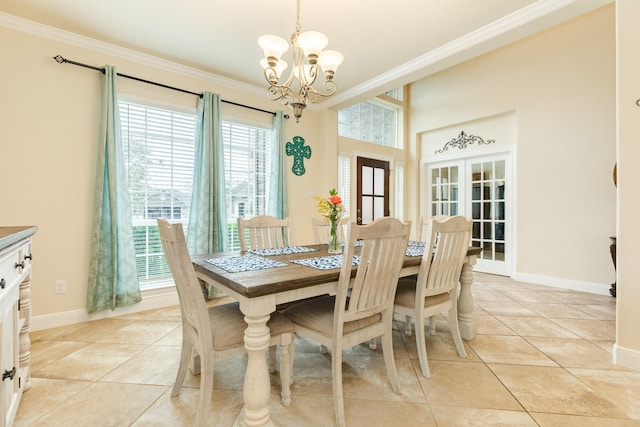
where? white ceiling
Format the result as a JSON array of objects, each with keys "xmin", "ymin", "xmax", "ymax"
[{"xmin": 0, "ymin": 0, "xmax": 611, "ymax": 109}]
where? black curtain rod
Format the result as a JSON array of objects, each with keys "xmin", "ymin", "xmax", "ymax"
[{"xmin": 53, "ymin": 55, "xmax": 287, "ymax": 118}]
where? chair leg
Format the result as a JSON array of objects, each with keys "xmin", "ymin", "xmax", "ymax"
[
  {"xmin": 381, "ymin": 329, "xmax": 402, "ymax": 395},
  {"xmin": 448, "ymin": 307, "xmax": 467, "ymax": 358},
  {"xmin": 269, "ymin": 346, "xmax": 277, "ymax": 373},
  {"xmin": 415, "ymin": 314, "xmax": 431, "ymax": 378},
  {"xmin": 171, "ymin": 341, "xmax": 192, "ymax": 397},
  {"xmin": 195, "ymin": 351, "xmax": 214, "ymax": 427},
  {"xmin": 368, "ymin": 337, "xmax": 377, "ymax": 350},
  {"xmin": 331, "ymin": 342, "xmax": 346, "ymax": 427},
  {"xmin": 404, "ymin": 315, "xmax": 413, "ymax": 336},
  {"xmin": 278, "ymin": 334, "xmax": 292, "ymax": 406},
  {"xmin": 429, "ymin": 315, "xmax": 437, "ymax": 335}
]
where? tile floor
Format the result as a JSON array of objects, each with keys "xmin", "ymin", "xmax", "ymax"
[{"xmin": 15, "ymin": 273, "xmax": 640, "ymax": 426}]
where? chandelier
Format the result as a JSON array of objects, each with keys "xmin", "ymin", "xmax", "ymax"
[{"xmin": 258, "ymin": 0, "xmax": 343, "ymax": 122}]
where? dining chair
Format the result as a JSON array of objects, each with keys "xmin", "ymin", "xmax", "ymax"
[
  {"xmin": 157, "ymin": 219, "xmax": 294, "ymax": 426},
  {"xmin": 394, "ymin": 215, "xmax": 472, "ymax": 378},
  {"xmin": 311, "ymin": 215, "xmax": 350, "ymax": 244},
  {"xmin": 283, "ymin": 217, "xmax": 411, "ymax": 427},
  {"xmin": 237, "ymin": 215, "xmax": 292, "ymax": 251}
]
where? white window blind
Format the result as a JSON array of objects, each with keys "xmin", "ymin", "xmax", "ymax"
[
  {"xmin": 394, "ymin": 161, "xmax": 405, "ymax": 220},
  {"xmin": 338, "ymin": 152, "xmax": 351, "ymax": 219},
  {"xmin": 223, "ymin": 121, "xmax": 272, "ymax": 251},
  {"xmin": 120, "ymin": 101, "xmax": 196, "ymax": 288}
]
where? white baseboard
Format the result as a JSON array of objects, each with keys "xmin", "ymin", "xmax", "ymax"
[
  {"xmin": 31, "ymin": 287, "xmax": 180, "ymax": 332},
  {"xmin": 514, "ymin": 273, "xmax": 610, "ymax": 296},
  {"xmin": 613, "ymin": 343, "xmax": 640, "ymax": 372}
]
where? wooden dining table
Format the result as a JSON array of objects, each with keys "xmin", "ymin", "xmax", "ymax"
[{"xmin": 192, "ymin": 243, "xmax": 482, "ymax": 427}]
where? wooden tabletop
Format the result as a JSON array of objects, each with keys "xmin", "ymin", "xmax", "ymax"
[{"xmin": 192, "ymin": 244, "xmax": 481, "ymax": 299}]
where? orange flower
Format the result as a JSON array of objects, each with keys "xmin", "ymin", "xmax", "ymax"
[{"xmin": 329, "ymin": 195, "xmax": 342, "ymax": 205}]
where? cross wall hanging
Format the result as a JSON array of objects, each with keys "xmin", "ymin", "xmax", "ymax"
[{"xmin": 285, "ymin": 135, "xmax": 311, "ymax": 176}]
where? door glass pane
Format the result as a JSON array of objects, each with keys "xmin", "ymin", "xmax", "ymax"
[
  {"xmin": 374, "ymin": 168, "xmax": 384, "ymax": 195},
  {"xmin": 495, "ymin": 161, "xmax": 505, "ymax": 180},
  {"xmin": 451, "ymin": 202, "xmax": 458, "ymax": 215},
  {"xmin": 472, "ymin": 202, "xmax": 480, "ymax": 219},
  {"xmin": 362, "ymin": 196, "xmax": 373, "ymax": 223},
  {"xmin": 495, "ymin": 242, "xmax": 505, "ymax": 261},
  {"xmin": 483, "ymin": 162, "xmax": 493, "ymax": 180},
  {"xmin": 362, "ymin": 166, "xmax": 373, "ymax": 193},
  {"xmin": 374, "ymin": 197, "xmax": 384, "ymax": 218},
  {"xmin": 472, "ymin": 183, "xmax": 480, "ymax": 200}
]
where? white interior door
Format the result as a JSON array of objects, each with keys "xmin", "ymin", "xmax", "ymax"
[{"xmin": 425, "ymin": 152, "xmax": 512, "ymax": 276}]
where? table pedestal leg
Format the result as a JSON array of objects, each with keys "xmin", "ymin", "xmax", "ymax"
[
  {"xmin": 241, "ymin": 314, "xmax": 273, "ymax": 427},
  {"xmin": 458, "ymin": 257, "xmax": 477, "ymax": 341}
]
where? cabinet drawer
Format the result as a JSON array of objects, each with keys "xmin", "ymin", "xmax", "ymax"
[{"xmin": 0, "ymin": 247, "xmax": 21, "ymax": 296}]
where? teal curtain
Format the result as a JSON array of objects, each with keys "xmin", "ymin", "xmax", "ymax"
[
  {"xmin": 268, "ymin": 111, "xmax": 288, "ymax": 218},
  {"xmin": 86, "ymin": 65, "xmax": 141, "ymax": 313},
  {"xmin": 187, "ymin": 92, "xmax": 226, "ymax": 299},
  {"xmin": 187, "ymin": 92, "xmax": 227, "ymax": 254}
]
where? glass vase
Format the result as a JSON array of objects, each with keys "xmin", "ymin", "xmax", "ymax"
[{"xmin": 327, "ymin": 217, "xmax": 342, "ymax": 254}]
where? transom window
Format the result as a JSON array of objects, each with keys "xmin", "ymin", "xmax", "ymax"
[{"xmin": 338, "ymin": 92, "xmax": 403, "ymax": 148}]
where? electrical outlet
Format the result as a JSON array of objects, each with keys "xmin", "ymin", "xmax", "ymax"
[{"xmin": 54, "ymin": 279, "xmax": 66, "ymax": 294}]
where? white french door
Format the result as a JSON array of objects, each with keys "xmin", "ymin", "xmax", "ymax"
[{"xmin": 425, "ymin": 152, "xmax": 512, "ymax": 276}]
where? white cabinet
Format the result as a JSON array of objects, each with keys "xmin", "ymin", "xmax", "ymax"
[{"xmin": 0, "ymin": 227, "xmax": 35, "ymax": 427}]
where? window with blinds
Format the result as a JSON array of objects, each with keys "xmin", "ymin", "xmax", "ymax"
[
  {"xmin": 394, "ymin": 161, "xmax": 405, "ymax": 220},
  {"xmin": 120, "ymin": 100, "xmax": 273, "ymax": 289},
  {"xmin": 338, "ymin": 153, "xmax": 351, "ymax": 218},
  {"xmin": 223, "ymin": 122, "xmax": 272, "ymax": 251},
  {"xmin": 120, "ymin": 101, "xmax": 197, "ymax": 288}
]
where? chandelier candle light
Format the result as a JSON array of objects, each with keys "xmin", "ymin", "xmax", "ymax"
[
  {"xmin": 258, "ymin": 0, "xmax": 343, "ymax": 123},
  {"xmin": 316, "ymin": 189, "xmax": 346, "ymax": 254}
]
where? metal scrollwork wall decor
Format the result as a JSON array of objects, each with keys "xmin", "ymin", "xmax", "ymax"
[
  {"xmin": 435, "ymin": 131, "xmax": 495, "ymax": 154},
  {"xmin": 285, "ymin": 135, "xmax": 311, "ymax": 176}
]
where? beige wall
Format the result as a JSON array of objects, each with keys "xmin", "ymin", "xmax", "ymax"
[
  {"xmin": 0, "ymin": 24, "xmax": 336, "ymax": 323},
  {"xmin": 407, "ymin": 5, "xmax": 617, "ymax": 290},
  {"xmin": 615, "ymin": 0, "xmax": 640, "ymax": 370}
]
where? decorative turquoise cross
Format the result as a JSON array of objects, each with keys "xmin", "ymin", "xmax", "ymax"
[{"xmin": 286, "ymin": 136, "xmax": 312, "ymax": 176}]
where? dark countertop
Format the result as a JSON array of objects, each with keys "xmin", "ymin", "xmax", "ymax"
[{"xmin": 0, "ymin": 226, "xmax": 38, "ymax": 251}]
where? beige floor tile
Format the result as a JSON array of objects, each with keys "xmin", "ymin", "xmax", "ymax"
[
  {"xmin": 472, "ymin": 287, "xmax": 515, "ymax": 302},
  {"xmin": 569, "ymin": 368, "xmax": 640, "ymax": 419},
  {"xmin": 549, "ymin": 318, "xmax": 616, "ymax": 340},
  {"xmin": 430, "ymin": 405, "xmax": 538, "ymax": 426},
  {"xmin": 96, "ymin": 319, "xmax": 180, "ymax": 345},
  {"xmin": 521, "ymin": 302, "xmax": 597, "ymax": 319},
  {"xmin": 399, "ymin": 327, "xmax": 480, "ymax": 363},
  {"xmin": 525, "ymin": 337, "xmax": 626, "ymax": 370},
  {"xmin": 468, "ymin": 335, "xmax": 557, "ymax": 366},
  {"xmin": 30, "ymin": 339, "xmax": 89, "ymax": 369},
  {"xmin": 543, "ymin": 291, "xmax": 614, "ymax": 305},
  {"xmin": 489, "ymin": 364, "xmax": 627, "ymax": 418},
  {"xmin": 499, "ymin": 290, "xmax": 560, "ymax": 303},
  {"xmin": 25, "ymin": 382, "xmax": 167, "ymax": 427},
  {"xmin": 421, "ymin": 360, "xmax": 523, "ymax": 410},
  {"xmin": 530, "ymin": 412, "xmax": 640, "ymax": 426},
  {"xmin": 475, "ymin": 301, "xmax": 539, "ymax": 317},
  {"xmin": 101, "ymin": 344, "xmax": 183, "ymax": 385},
  {"xmin": 13, "ymin": 378, "xmax": 92, "ymax": 426},
  {"xmin": 132, "ymin": 387, "xmax": 244, "ymax": 427},
  {"xmin": 568, "ymin": 303, "xmax": 617, "ymax": 320},
  {"xmin": 474, "ymin": 314, "xmax": 516, "ymax": 335},
  {"xmin": 31, "ymin": 342, "xmax": 145, "ymax": 381},
  {"xmin": 495, "ymin": 316, "xmax": 579, "ymax": 338},
  {"xmin": 43, "ymin": 318, "xmax": 136, "ymax": 342}
]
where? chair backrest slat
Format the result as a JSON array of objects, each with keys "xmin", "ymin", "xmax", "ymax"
[
  {"xmin": 419, "ymin": 216, "xmax": 472, "ymax": 298},
  {"xmin": 311, "ymin": 216, "xmax": 350, "ymax": 244},
  {"xmin": 337, "ymin": 218, "xmax": 411, "ymax": 325},
  {"xmin": 238, "ymin": 215, "xmax": 292, "ymax": 251}
]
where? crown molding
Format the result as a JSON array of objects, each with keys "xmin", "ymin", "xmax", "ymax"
[
  {"xmin": 325, "ymin": 0, "xmax": 613, "ymax": 109},
  {"xmin": 0, "ymin": 11, "xmax": 264, "ymax": 97}
]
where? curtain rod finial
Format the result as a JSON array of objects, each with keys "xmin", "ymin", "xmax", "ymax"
[{"xmin": 53, "ymin": 55, "xmax": 65, "ymax": 64}]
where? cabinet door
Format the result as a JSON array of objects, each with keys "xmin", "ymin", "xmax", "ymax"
[{"xmin": 1, "ymin": 286, "xmax": 19, "ymax": 427}]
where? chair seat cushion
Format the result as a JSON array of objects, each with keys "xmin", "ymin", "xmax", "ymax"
[
  {"xmin": 282, "ymin": 296, "xmax": 381, "ymax": 338},
  {"xmin": 210, "ymin": 302, "xmax": 293, "ymax": 351},
  {"xmin": 394, "ymin": 279, "xmax": 450, "ymax": 309}
]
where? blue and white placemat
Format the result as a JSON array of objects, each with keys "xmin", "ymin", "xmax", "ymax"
[
  {"xmin": 248, "ymin": 246, "xmax": 319, "ymax": 256},
  {"xmin": 405, "ymin": 241, "xmax": 426, "ymax": 257},
  {"xmin": 291, "ymin": 255, "xmax": 360, "ymax": 270},
  {"xmin": 205, "ymin": 255, "xmax": 288, "ymax": 273}
]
